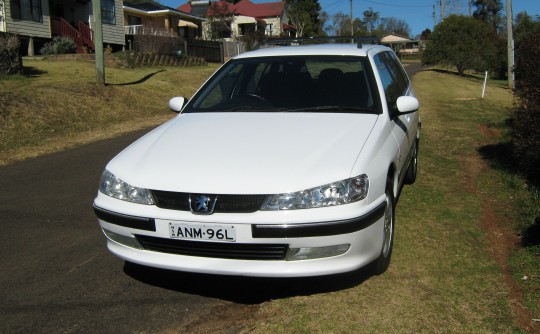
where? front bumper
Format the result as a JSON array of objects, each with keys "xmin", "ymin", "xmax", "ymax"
[{"xmin": 93, "ymin": 194, "xmax": 387, "ymax": 277}]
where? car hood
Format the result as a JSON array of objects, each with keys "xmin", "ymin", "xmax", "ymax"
[{"xmin": 107, "ymin": 112, "xmax": 379, "ymax": 194}]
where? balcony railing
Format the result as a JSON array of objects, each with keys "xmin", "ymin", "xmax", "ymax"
[{"xmin": 124, "ymin": 25, "xmax": 176, "ymax": 37}]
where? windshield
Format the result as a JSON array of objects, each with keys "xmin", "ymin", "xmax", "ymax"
[{"xmin": 186, "ymin": 56, "xmax": 379, "ymax": 113}]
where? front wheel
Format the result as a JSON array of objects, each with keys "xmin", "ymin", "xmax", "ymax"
[{"xmin": 371, "ymin": 178, "xmax": 395, "ymax": 275}]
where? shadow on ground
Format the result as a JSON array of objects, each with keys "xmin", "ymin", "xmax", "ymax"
[
  {"xmin": 23, "ymin": 66, "xmax": 48, "ymax": 77},
  {"xmin": 124, "ymin": 261, "xmax": 372, "ymax": 304},
  {"xmin": 478, "ymin": 142, "xmax": 540, "ymax": 247},
  {"xmin": 107, "ymin": 70, "xmax": 165, "ymax": 86}
]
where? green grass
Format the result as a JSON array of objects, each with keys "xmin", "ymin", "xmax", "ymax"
[
  {"xmin": 251, "ymin": 70, "xmax": 537, "ymax": 333},
  {"xmin": 0, "ymin": 59, "xmax": 218, "ymax": 165}
]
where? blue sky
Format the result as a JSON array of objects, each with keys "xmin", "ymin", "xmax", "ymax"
[{"xmin": 164, "ymin": 0, "xmax": 540, "ymax": 37}]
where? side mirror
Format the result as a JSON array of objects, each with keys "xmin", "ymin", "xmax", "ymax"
[
  {"xmin": 396, "ymin": 96, "xmax": 419, "ymax": 114},
  {"xmin": 169, "ymin": 97, "xmax": 187, "ymax": 113}
]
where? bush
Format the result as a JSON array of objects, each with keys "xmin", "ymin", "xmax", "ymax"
[
  {"xmin": 40, "ymin": 36, "xmax": 76, "ymax": 55},
  {"xmin": 422, "ymin": 15, "xmax": 497, "ymax": 76},
  {"xmin": 511, "ymin": 27, "xmax": 540, "ymax": 186},
  {"xmin": 0, "ymin": 33, "xmax": 22, "ymax": 75}
]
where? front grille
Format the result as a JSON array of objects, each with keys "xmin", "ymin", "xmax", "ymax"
[
  {"xmin": 135, "ymin": 235, "xmax": 288, "ymax": 260},
  {"xmin": 151, "ymin": 190, "xmax": 267, "ymax": 213}
]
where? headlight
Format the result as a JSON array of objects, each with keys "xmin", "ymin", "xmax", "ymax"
[
  {"xmin": 99, "ymin": 170, "xmax": 154, "ymax": 205},
  {"xmin": 261, "ymin": 175, "xmax": 368, "ymax": 210}
]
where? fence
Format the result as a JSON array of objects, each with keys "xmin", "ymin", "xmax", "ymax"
[
  {"xmin": 128, "ymin": 36, "xmax": 248, "ymax": 63},
  {"xmin": 131, "ymin": 35, "xmax": 181, "ymax": 55},
  {"xmin": 184, "ymin": 40, "xmax": 247, "ymax": 63}
]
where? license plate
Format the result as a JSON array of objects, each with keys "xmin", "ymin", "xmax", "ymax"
[{"xmin": 169, "ymin": 222, "xmax": 236, "ymax": 242}]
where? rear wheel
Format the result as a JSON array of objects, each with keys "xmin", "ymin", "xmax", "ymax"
[{"xmin": 372, "ymin": 177, "xmax": 395, "ymax": 275}]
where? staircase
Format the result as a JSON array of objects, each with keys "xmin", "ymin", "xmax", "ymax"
[{"xmin": 51, "ymin": 17, "xmax": 95, "ymax": 54}]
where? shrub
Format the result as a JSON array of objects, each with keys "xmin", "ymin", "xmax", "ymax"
[
  {"xmin": 511, "ymin": 27, "xmax": 540, "ymax": 186},
  {"xmin": 40, "ymin": 36, "xmax": 76, "ymax": 55},
  {"xmin": 0, "ymin": 33, "xmax": 22, "ymax": 75},
  {"xmin": 422, "ymin": 15, "xmax": 498, "ymax": 76}
]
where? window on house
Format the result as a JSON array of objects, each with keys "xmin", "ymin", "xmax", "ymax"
[
  {"xmin": 239, "ymin": 23, "xmax": 254, "ymax": 36},
  {"xmin": 10, "ymin": 0, "xmax": 43, "ymax": 22},
  {"xmin": 127, "ymin": 15, "xmax": 142, "ymax": 26},
  {"xmin": 265, "ymin": 23, "xmax": 273, "ymax": 36},
  {"xmin": 101, "ymin": 0, "xmax": 116, "ymax": 25}
]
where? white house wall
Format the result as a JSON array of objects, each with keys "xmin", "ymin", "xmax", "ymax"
[
  {"xmin": 264, "ymin": 17, "xmax": 281, "ymax": 36},
  {"xmin": 3, "ymin": 0, "xmax": 52, "ymax": 38}
]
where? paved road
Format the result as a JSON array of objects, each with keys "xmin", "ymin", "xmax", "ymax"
[{"xmin": 0, "ymin": 64, "xmax": 421, "ymax": 333}]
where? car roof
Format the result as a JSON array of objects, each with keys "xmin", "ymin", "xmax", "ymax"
[{"xmin": 234, "ymin": 43, "xmax": 390, "ymax": 59}]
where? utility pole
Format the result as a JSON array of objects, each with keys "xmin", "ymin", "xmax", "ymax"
[
  {"xmin": 350, "ymin": 0, "xmax": 353, "ymax": 37},
  {"xmin": 469, "ymin": 0, "xmax": 472, "ymax": 16},
  {"xmin": 433, "ymin": 4, "xmax": 437, "ymax": 28},
  {"xmin": 440, "ymin": 0, "xmax": 444, "ymax": 22},
  {"xmin": 92, "ymin": 0, "xmax": 105, "ymax": 86},
  {"xmin": 507, "ymin": 0, "xmax": 514, "ymax": 89}
]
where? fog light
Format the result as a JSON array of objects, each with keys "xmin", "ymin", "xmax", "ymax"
[
  {"xmin": 102, "ymin": 228, "xmax": 143, "ymax": 249},
  {"xmin": 286, "ymin": 244, "xmax": 350, "ymax": 261}
]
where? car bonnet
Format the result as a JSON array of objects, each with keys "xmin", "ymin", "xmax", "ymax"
[{"xmin": 106, "ymin": 112, "xmax": 379, "ymax": 195}]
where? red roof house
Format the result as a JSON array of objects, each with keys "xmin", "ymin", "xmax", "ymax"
[{"xmin": 178, "ymin": 0, "xmax": 294, "ymax": 39}]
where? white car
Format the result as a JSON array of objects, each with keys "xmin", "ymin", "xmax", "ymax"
[{"xmin": 93, "ymin": 42, "xmax": 420, "ymax": 277}]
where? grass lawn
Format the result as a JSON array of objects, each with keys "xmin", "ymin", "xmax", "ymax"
[
  {"xmin": 249, "ymin": 70, "xmax": 539, "ymax": 333},
  {"xmin": 0, "ymin": 59, "xmax": 219, "ymax": 165},
  {"xmin": 1, "ymin": 60, "xmax": 537, "ymax": 332}
]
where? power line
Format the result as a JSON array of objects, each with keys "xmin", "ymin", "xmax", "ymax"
[{"xmin": 364, "ymin": 0, "xmax": 434, "ymax": 8}]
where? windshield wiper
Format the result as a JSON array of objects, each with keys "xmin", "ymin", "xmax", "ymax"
[
  {"xmin": 280, "ymin": 106, "xmax": 376, "ymax": 113},
  {"xmin": 229, "ymin": 105, "xmax": 257, "ymax": 111}
]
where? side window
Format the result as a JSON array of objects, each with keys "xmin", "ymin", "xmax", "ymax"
[
  {"xmin": 386, "ymin": 52, "xmax": 410, "ymax": 95},
  {"xmin": 374, "ymin": 53, "xmax": 400, "ymax": 106},
  {"xmin": 373, "ymin": 51, "xmax": 409, "ymax": 106}
]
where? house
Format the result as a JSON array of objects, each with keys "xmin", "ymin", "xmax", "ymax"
[
  {"xmin": 123, "ymin": 2, "xmax": 204, "ymax": 43},
  {"xmin": 177, "ymin": 0, "xmax": 294, "ymax": 40},
  {"xmin": 381, "ymin": 34, "xmax": 419, "ymax": 55},
  {"xmin": 1, "ymin": 0, "xmax": 125, "ymax": 55}
]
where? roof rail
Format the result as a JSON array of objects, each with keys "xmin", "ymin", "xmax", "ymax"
[{"xmin": 255, "ymin": 36, "xmax": 380, "ymax": 49}]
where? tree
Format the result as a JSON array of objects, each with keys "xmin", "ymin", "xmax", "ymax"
[
  {"xmin": 330, "ymin": 12, "xmax": 350, "ymax": 36},
  {"xmin": 380, "ymin": 17, "xmax": 411, "ymax": 37},
  {"xmin": 205, "ymin": 2, "xmax": 235, "ymax": 40},
  {"xmin": 323, "ymin": 12, "xmax": 367, "ymax": 37},
  {"xmin": 362, "ymin": 7, "xmax": 379, "ymax": 33},
  {"xmin": 0, "ymin": 0, "xmax": 4, "ymax": 24},
  {"xmin": 285, "ymin": 0, "xmax": 322, "ymax": 37},
  {"xmin": 514, "ymin": 11, "xmax": 540, "ymax": 48},
  {"xmin": 511, "ymin": 27, "xmax": 540, "ymax": 186},
  {"xmin": 419, "ymin": 28, "xmax": 432, "ymax": 40},
  {"xmin": 422, "ymin": 15, "xmax": 497, "ymax": 76},
  {"xmin": 473, "ymin": 0, "xmax": 503, "ymax": 31}
]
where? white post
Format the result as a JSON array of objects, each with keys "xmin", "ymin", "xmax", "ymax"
[{"xmin": 482, "ymin": 71, "xmax": 488, "ymax": 98}]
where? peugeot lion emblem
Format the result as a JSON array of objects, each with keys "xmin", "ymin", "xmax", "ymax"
[{"xmin": 189, "ymin": 194, "xmax": 217, "ymax": 215}]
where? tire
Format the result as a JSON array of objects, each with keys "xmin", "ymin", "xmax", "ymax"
[
  {"xmin": 404, "ymin": 139, "xmax": 419, "ymax": 185},
  {"xmin": 372, "ymin": 177, "xmax": 395, "ymax": 275}
]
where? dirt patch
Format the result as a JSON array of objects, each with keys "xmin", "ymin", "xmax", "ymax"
[
  {"xmin": 464, "ymin": 126, "xmax": 539, "ymax": 333},
  {"xmin": 477, "ymin": 124, "xmax": 502, "ymax": 139},
  {"xmin": 162, "ymin": 302, "xmax": 261, "ymax": 334}
]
